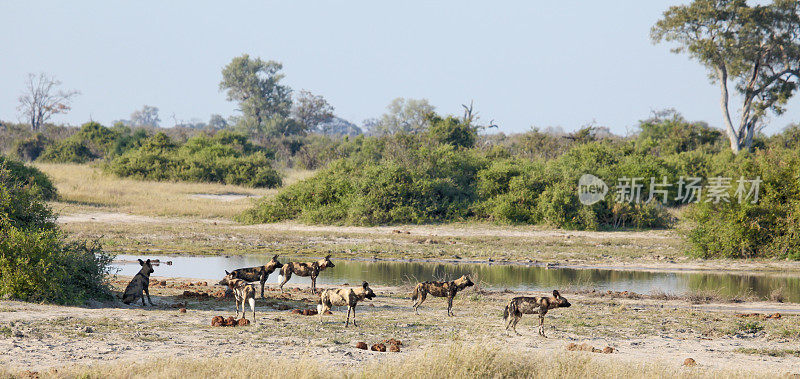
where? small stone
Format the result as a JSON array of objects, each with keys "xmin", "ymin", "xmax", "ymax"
[
  {"xmin": 602, "ymin": 346, "xmax": 614, "ymax": 354},
  {"xmin": 84, "ymin": 326, "xmax": 94, "ymax": 333},
  {"xmin": 683, "ymin": 358, "xmax": 696, "ymax": 367},
  {"xmin": 179, "ymin": 308, "xmax": 187, "ymax": 313},
  {"xmin": 388, "ymin": 344, "xmax": 400, "ymax": 352},
  {"xmin": 355, "ymin": 342, "xmax": 368, "ymax": 350},
  {"xmin": 237, "ymin": 318, "xmax": 250, "ymax": 326}
]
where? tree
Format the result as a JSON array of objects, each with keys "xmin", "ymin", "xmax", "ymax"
[
  {"xmin": 130, "ymin": 105, "xmax": 161, "ymax": 127},
  {"xmin": 219, "ymin": 54, "xmax": 292, "ymax": 129},
  {"xmin": 319, "ymin": 117, "xmax": 362, "ymax": 136},
  {"xmin": 370, "ymin": 97, "xmax": 435, "ymax": 135},
  {"xmin": 291, "ymin": 90, "xmax": 334, "ymax": 132},
  {"xmin": 208, "ymin": 114, "xmax": 228, "ymax": 130},
  {"xmin": 652, "ymin": 0, "xmax": 800, "ymax": 153},
  {"xmin": 17, "ymin": 73, "xmax": 79, "ymax": 131}
]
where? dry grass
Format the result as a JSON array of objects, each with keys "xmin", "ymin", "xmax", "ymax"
[
  {"xmin": 28, "ymin": 344, "xmax": 769, "ymax": 379},
  {"xmin": 36, "ymin": 163, "xmax": 313, "ymax": 219}
]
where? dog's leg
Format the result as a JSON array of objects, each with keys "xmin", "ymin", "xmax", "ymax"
[
  {"xmin": 512, "ymin": 315, "xmax": 522, "ymax": 336},
  {"xmin": 344, "ymin": 306, "xmax": 351, "ymax": 327},
  {"xmin": 538, "ymin": 315, "xmax": 546, "ymax": 338},
  {"xmin": 249, "ymin": 297, "xmax": 256, "ymax": 322},
  {"xmin": 310, "ymin": 274, "xmax": 317, "ymax": 294},
  {"xmin": 141, "ymin": 289, "xmax": 146, "ymax": 306},
  {"xmin": 260, "ymin": 274, "xmax": 266, "ymax": 299},
  {"xmin": 447, "ymin": 296, "xmax": 454, "ymax": 317},
  {"xmin": 145, "ymin": 286, "xmax": 153, "ymax": 306},
  {"xmin": 352, "ymin": 305, "xmax": 357, "ymax": 327},
  {"xmin": 279, "ymin": 271, "xmax": 291, "ymax": 293},
  {"xmin": 414, "ymin": 291, "xmax": 426, "ymax": 315}
]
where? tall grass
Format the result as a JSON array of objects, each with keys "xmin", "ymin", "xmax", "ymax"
[
  {"xmin": 36, "ymin": 163, "xmax": 313, "ymax": 219},
  {"xmin": 38, "ymin": 344, "xmax": 768, "ymax": 379}
]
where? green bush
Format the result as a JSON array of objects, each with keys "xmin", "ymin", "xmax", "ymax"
[
  {"xmin": 685, "ymin": 148, "xmax": 800, "ymax": 259},
  {"xmin": 0, "ymin": 156, "xmax": 112, "ymax": 304},
  {"xmin": 38, "ymin": 138, "xmax": 97, "ymax": 163},
  {"xmin": 0, "ymin": 227, "xmax": 113, "ymax": 304},
  {"xmin": 106, "ymin": 131, "xmax": 282, "ymax": 188},
  {"xmin": 13, "ymin": 133, "xmax": 49, "ymax": 161},
  {"xmin": 240, "ymin": 145, "xmax": 485, "ymax": 225},
  {"xmin": 0, "ymin": 155, "xmax": 57, "ymax": 201}
]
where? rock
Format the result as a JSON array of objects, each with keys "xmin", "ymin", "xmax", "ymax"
[
  {"xmin": 371, "ymin": 343, "xmax": 386, "ymax": 352},
  {"xmin": 179, "ymin": 308, "xmax": 187, "ymax": 313},
  {"xmin": 355, "ymin": 342, "xmax": 368, "ymax": 350},
  {"xmin": 683, "ymin": 358, "xmax": 696, "ymax": 367},
  {"xmin": 84, "ymin": 326, "xmax": 94, "ymax": 333},
  {"xmin": 237, "ymin": 318, "xmax": 250, "ymax": 326},
  {"xmin": 602, "ymin": 346, "xmax": 614, "ymax": 354},
  {"xmin": 275, "ymin": 304, "xmax": 290, "ymax": 310},
  {"xmin": 302, "ymin": 309, "xmax": 318, "ymax": 316},
  {"xmin": 291, "ymin": 309, "xmax": 303, "ymax": 315},
  {"xmin": 388, "ymin": 344, "xmax": 400, "ymax": 352},
  {"xmin": 160, "ymin": 280, "xmax": 167, "ymax": 286},
  {"xmin": 211, "ymin": 316, "xmax": 224, "ymax": 326}
]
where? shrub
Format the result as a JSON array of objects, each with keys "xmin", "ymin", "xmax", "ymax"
[
  {"xmin": 106, "ymin": 131, "xmax": 282, "ymax": 188},
  {"xmin": 0, "ymin": 155, "xmax": 57, "ymax": 201},
  {"xmin": 38, "ymin": 138, "xmax": 97, "ymax": 163},
  {"xmin": 685, "ymin": 148, "xmax": 800, "ymax": 259},
  {"xmin": 0, "ymin": 157, "xmax": 112, "ymax": 304},
  {"xmin": 427, "ymin": 115, "xmax": 477, "ymax": 148},
  {"xmin": 12, "ymin": 133, "xmax": 49, "ymax": 161}
]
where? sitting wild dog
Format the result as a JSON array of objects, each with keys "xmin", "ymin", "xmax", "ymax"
[
  {"xmin": 223, "ymin": 254, "xmax": 283, "ymax": 298},
  {"xmin": 122, "ymin": 259, "xmax": 155, "ymax": 306},
  {"xmin": 220, "ymin": 271, "xmax": 256, "ymax": 322},
  {"xmin": 503, "ymin": 290, "xmax": 571, "ymax": 337},
  {"xmin": 411, "ymin": 275, "xmax": 474, "ymax": 316},
  {"xmin": 317, "ymin": 281, "xmax": 376, "ymax": 327},
  {"xmin": 279, "ymin": 255, "xmax": 335, "ymax": 294}
]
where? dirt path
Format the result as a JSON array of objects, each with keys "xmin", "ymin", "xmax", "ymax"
[{"xmin": 1, "ymin": 278, "xmax": 799, "ymax": 375}]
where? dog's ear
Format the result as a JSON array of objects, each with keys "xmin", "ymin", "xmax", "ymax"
[
  {"xmin": 553, "ymin": 290, "xmax": 560, "ymax": 298},
  {"xmin": 225, "ymin": 270, "xmax": 230, "ymax": 275},
  {"xmin": 145, "ymin": 259, "xmax": 151, "ymax": 265},
  {"xmin": 362, "ymin": 281, "xmax": 368, "ymax": 289},
  {"xmin": 325, "ymin": 254, "xmax": 331, "ymax": 260},
  {"xmin": 272, "ymin": 254, "xmax": 278, "ymax": 260},
  {"xmin": 138, "ymin": 259, "xmax": 144, "ymax": 266}
]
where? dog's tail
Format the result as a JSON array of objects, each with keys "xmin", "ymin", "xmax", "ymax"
[
  {"xmin": 503, "ymin": 299, "xmax": 516, "ymax": 321},
  {"xmin": 411, "ymin": 283, "xmax": 422, "ymax": 301}
]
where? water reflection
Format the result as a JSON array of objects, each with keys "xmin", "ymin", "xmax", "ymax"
[{"xmin": 112, "ymin": 255, "xmax": 800, "ymax": 303}]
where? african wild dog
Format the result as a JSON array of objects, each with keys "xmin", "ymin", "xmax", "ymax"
[
  {"xmin": 411, "ymin": 275, "xmax": 474, "ymax": 316},
  {"xmin": 503, "ymin": 290, "xmax": 571, "ymax": 337},
  {"xmin": 279, "ymin": 255, "xmax": 335, "ymax": 294},
  {"xmin": 223, "ymin": 255, "xmax": 283, "ymax": 298},
  {"xmin": 122, "ymin": 259, "xmax": 155, "ymax": 306},
  {"xmin": 220, "ymin": 271, "xmax": 256, "ymax": 321},
  {"xmin": 317, "ymin": 281, "xmax": 376, "ymax": 327}
]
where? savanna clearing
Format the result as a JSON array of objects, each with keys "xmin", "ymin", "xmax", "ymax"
[{"xmin": 2, "ymin": 163, "xmax": 795, "ymax": 377}]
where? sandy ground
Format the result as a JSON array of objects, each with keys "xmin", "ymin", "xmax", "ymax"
[{"xmin": 1, "ymin": 276, "xmax": 800, "ymax": 376}]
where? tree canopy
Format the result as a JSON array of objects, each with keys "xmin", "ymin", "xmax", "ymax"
[
  {"xmin": 652, "ymin": 0, "xmax": 800, "ymax": 153},
  {"xmin": 219, "ymin": 54, "xmax": 292, "ymax": 130}
]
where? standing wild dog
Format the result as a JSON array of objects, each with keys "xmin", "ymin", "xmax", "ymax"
[
  {"xmin": 503, "ymin": 290, "xmax": 571, "ymax": 337},
  {"xmin": 411, "ymin": 275, "xmax": 474, "ymax": 316},
  {"xmin": 220, "ymin": 271, "xmax": 257, "ymax": 321},
  {"xmin": 224, "ymin": 255, "xmax": 283, "ymax": 298},
  {"xmin": 317, "ymin": 281, "xmax": 376, "ymax": 327},
  {"xmin": 122, "ymin": 259, "xmax": 155, "ymax": 306},
  {"xmin": 279, "ymin": 255, "xmax": 335, "ymax": 294}
]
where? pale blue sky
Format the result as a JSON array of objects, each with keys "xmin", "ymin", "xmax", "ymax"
[{"xmin": 1, "ymin": 1, "xmax": 797, "ymax": 135}]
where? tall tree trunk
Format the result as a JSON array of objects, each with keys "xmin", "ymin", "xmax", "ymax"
[{"xmin": 717, "ymin": 66, "xmax": 741, "ymax": 153}]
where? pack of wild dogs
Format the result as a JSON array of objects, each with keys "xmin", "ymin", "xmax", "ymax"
[{"xmin": 122, "ymin": 255, "xmax": 571, "ymax": 336}]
